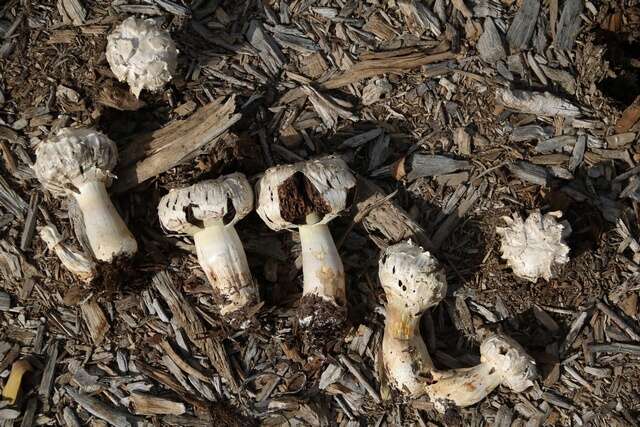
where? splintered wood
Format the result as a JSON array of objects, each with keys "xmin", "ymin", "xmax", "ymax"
[{"xmin": 113, "ymin": 97, "xmax": 241, "ymax": 193}]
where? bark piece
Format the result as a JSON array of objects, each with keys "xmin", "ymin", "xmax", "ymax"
[
  {"xmin": 65, "ymin": 387, "xmax": 139, "ymax": 427},
  {"xmin": 497, "ymin": 88, "xmax": 580, "ymax": 117},
  {"xmin": 246, "ymin": 20, "xmax": 285, "ymax": 75},
  {"xmin": 130, "ymin": 392, "xmax": 186, "ymax": 415},
  {"xmin": 80, "ymin": 300, "xmax": 110, "ymax": 345},
  {"xmin": 506, "ymin": 0, "xmax": 540, "ymax": 50},
  {"xmin": 113, "ymin": 97, "xmax": 241, "ymax": 193},
  {"xmin": 555, "ymin": 0, "xmax": 583, "ymax": 50},
  {"xmin": 477, "ymin": 18, "xmax": 506, "ymax": 63},
  {"xmin": 615, "ymin": 96, "xmax": 640, "ymax": 133},
  {"xmin": 401, "ymin": 154, "xmax": 470, "ymax": 181},
  {"xmin": 153, "ymin": 271, "xmax": 238, "ymax": 391}
]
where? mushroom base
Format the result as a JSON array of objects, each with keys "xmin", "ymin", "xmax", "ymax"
[{"xmin": 297, "ymin": 294, "xmax": 347, "ymax": 349}]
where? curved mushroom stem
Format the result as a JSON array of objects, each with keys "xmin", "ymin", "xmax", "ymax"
[
  {"xmin": 73, "ymin": 181, "xmax": 138, "ymax": 262},
  {"xmin": 297, "ymin": 213, "xmax": 345, "ymax": 306},
  {"xmin": 193, "ymin": 220, "xmax": 258, "ymax": 316},
  {"xmin": 383, "ymin": 304, "xmax": 435, "ymax": 394}
]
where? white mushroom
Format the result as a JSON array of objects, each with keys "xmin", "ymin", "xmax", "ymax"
[
  {"xmin": 255, "ymin": 156, "xmax": 356, "ymax": 326},
  {"xmin": 106, "ymin": 16, "xmax": 178, "ymax": 97},
  {"xmin": 39, "ymin": 224, "xmax": 97, "ymax": 283},
  {"xmin": 380, "ymin": 241, "xmax": 537, "ymax": 412},
  {"xmin": 496, "ymin": 210, "xmax": 571, "ymax": 282},
  {"xmin": 34, "ymin": 128, "xmax": 138, "ymax": 262},
  {"xmin": 158, "ymin": 173, "xmax": 259, "ymax": 318}
]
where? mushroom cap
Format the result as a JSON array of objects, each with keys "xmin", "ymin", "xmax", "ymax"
[
  {"xmin": 34, "ymin": 127, "xmax": 118, "ymax": 196},
  {"xmin": 255, "ymin": 156, "xmax": 356, "ymax": 231},
  {"xmin": 379, "ymin": 241, "xmax": 447, "ymax": 314},
  {"xmin": 106, "ymin": 16, "xmax": 178, "ymax": 97},
  {"xmin": 480, "ymin": 334, "xmax": 537, "ymax": 392},
  {"xmin": 158, "ymin": 173, "xmax": 253, "ymax": 235},
  {"xmin": 496, "ymin": 210, "xmax": 571, "ymax": 282}
]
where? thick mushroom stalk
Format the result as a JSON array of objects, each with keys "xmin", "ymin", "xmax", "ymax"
[
  {"xmin": 496, "ymin": 210, "xmax": 571, "ymax": 281},
  {"xmin": 380, "ymin": 242, "xmax": 537, "ymax": 412},
  {"xmin": 256, "ymin": 157, "xmax": 356, "ymax": 327},
  {"xmin": 158, "ymin": 173, "xmax": 258, "ymax": 319},
  {"xmin": 34, "ymin": 128, "xmax": 138, "ymax": 262},
  {"xmin": 106, "ymin": 16, "xmax": 178, "ymax": 97}
]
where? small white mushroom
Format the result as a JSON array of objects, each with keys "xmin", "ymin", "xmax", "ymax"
[
  {"xmin": 496, "ymin": 210, "xmax": 571, "ymax": 282},
  {"xmin": 106, "ymin": 16, "xmax": 178, "ymax": 98},
  {"xmin": 380, "ymin": 241, "xmax": 538, "ymax": 412},
  {"xmin": 158, "ymin": 173, "xmax": 259, "ymax": 318},
  {"xmin": 39, "ymin": 224, "xmax": 97, "ymax": 283},
  {"xmin": 255, "ymin": 156, "xmax": 356, "ymax": 326},
  {"xmin": 34, "ymin": 128, "xmax": 138, "ymax": 262}
]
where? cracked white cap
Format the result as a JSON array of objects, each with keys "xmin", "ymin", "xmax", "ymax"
[
  {"xmin": 480, "ymin": 334, "xmax": 538, "ymax": 392},
  {"xmin": 106, "ymin": 16, "xmax": 178, "ymax": 97},
  {"xmin": 379, "ymin": 241, "xmax": 447, "ymax": 314},
  {"xmin": 496, "ymin": 210, "xmax": 571, "ymax": 282},
  {"xmin": 34, "ymin": 128, "xmax": 118, "ymax": 195},
  {"xmin": 255, "ymin": 156, "xmax": 356, "ymax": 231},
  {"xmin": 158, "ymin": 173, "xmax": 254, "ymax": 235}
]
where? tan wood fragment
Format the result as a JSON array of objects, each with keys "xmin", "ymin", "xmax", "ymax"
[{"xmin": 80, "ymin": 300, "xmax": 110, "ymax": 345}]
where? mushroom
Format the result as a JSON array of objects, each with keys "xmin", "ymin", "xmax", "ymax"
[
  {"xmin": 106, "ymin": 16, "xmax": 178, "ymax": 97},
  {"xmin": 380, "ymin": 241, "xmax": 537, "ymax": 411},
  {"xmin": 157, "ymin": 173, "xmax": 259, "ymax": 318},
  {"xmin": 39, "ymin": 223, "xmax": 97, "ymax": 282},
  {"xmin": 255, "ymin": 156, "xmax": 356, "ymax": 327},
  {"xmin": 34, "ymin": 128, "xmax": 138, "ymax": 262},
  {"xmin": 496, "ymin": 210, "xmax": 571, "ymax": 282}
]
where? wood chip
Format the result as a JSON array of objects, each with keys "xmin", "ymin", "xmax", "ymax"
[
  {"xmin": 80, "ymin": 300, "xmax": 110, "ymax": 345},
  {"xmin": 130, "ymin": 392, "xmax": 186, "ymax": 415}
]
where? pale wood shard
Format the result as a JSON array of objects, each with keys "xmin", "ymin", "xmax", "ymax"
[
  {"xmin": 57, "ymin": 0, "xmax": 86, "ymax": 25},
  {"xmin": 65, "ymin": 387, "xmax": 138, "ymax": 427},
  {"xmin": 246, "ymin": 20, "xmax": 286, "ymax": 75},
  {"xmin": 0, "ymin": 174, "xmax": 28, "ymax": 219},
  {"xmin": 404, "ymin": 154, "xmax": 471, "ymax": 181},
  {"xmin": 506, "ymin": 0, "xmax": 540, "ymax": 50},
  {"xmin": 113, "ymin": 97, "xmax": 241, "ymax": 193},
  {"xmin": 130, "ymin": 392, "xmax": 186, "ymax": 415},
  {"xmin": 158, "ymin": 339, "xmax": 210, "ymax": 383},
  {"xmin": 352, "ymin": 177, "xmax": 434, "ymax": 251},
  {"xmin": 555, "ymin": 0, "xmax": 583, "ymax": 50},
  {"xmin": 477, "ymin": 18, "xmax": 506, "ymax": 63},
  {"xmin": 80, "ymin": 300, "xmax": 110, "ymax": 345},
  {"xmin": 497, "ymin": 88, "xmax": 580, "ymax": 117},
  {"xmin": 153, "ymin": 271, "xmax": 238, "ymax": 391},
  {"xmin": 279, "ymin": 48, "xmax": 456, "ymax": 105}
]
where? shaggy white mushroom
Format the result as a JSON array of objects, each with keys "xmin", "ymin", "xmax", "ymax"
[
  {"xmin": 106, "ymin": 16, "xmax": 178, "ymax": 97},
  {"xmin": 255, "ymin": 157, "xmax": 356, "ymax": 327},
  {"xmin": 39, "ymin": 224, "xmax": 97, "ymax": 282},
  {"xmin": 158, "ymin": 173, "xmax": 259, "ymax": 319},
  {"xmin": 380, "ymin": 241, "xmax": 538, "ymax": 411},
  {"xmin": 496, "ymin": 210, "xmax": 571, "ymax": 282},
  {"xmin": 34, "ymin": 128, "xmax": 138, "ymax": 262}
]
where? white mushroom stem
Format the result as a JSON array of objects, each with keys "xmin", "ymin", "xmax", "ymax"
[
  {"xmin": 192, "ymin": 220, "xmax": 256, "ymax": 315},
  {"xmin": 297, "ymin": 213, "xmax": 345, "ymax": 305},
  {"xmin": 74, "ymin": 181, "xmax": 138, "ymax": 262}
]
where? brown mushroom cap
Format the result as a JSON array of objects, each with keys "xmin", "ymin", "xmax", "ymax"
[{"xmin": 158, "ymin": 173, "xmax": 254, "ymax": 235}]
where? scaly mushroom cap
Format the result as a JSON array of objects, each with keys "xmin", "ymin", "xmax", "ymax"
[
  {"xmin": 480, "ymin": 334, "xmax": 538, "ymax": 392},
  {"xmin": 255, "ymin": 156, "xmax": 356, "ymax": 231},
  {"xmin": 496, "ymin": 210, "xmax": 571, "ymax": 282},
  {"xmin": 379, "ymin": 242, "xmax": 447, "ymax": 314},
  {"xmin": 158, "ymin": 173, "xmax": 254, "ymax": 235},
  {"xmin": 106, "ymin": 16, "xmax": 178, "ymax": 97},
  {"xmin": 34, "ymin": 128, "xmax": 118, "ymax": 196}
]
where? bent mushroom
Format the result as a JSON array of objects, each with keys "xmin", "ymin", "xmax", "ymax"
[
  {"xmin": 34, "ymin": 128, "xmax": 138, "ymax": 262},
  {"xmin": 380, "ymin": 241, "xmax": 537, "ymax": 412},
  {"xmin": 255, "ymin": 156, "xmax": 356, "ymax": 329},
  {"xmin": 158, "ymin": 173, "xmax": 259, "ymax": 319},
  {"xmin": 106, "ymin": 16, "xmax": 178, "ymax": 97},
  {"xmin": 496, "ymin": 210, "xmax": 571, "ymax": 282}
]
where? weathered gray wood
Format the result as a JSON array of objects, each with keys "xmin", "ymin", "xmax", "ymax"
[
  {"xmin": 406, "ymin": 154, "xmax": 470, "ymax": 181},
  {"xmin": 506, "ymin": 0, "xmax": 540, "ymax": 50},
  {"xmin": 555, "ymin": 0, "xmax": 583, "ymax": 50},
  {"xmin": 65, "ymin": 387, "xmax": 138, "ymax": 427},
  {"xmin": 246, "ymin": 20, "xmax": 286, "ymax": 75},
  {"xmin": 477, "ymin": 18, "xmax": 505, "ymax": 63},
  {"xmin": 0, "ymin": 174, "xmax": 27, "ymax": 219},
  {"xmin": 508, "ymin": 161, "xmax": 551, "ymax": 186}
]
